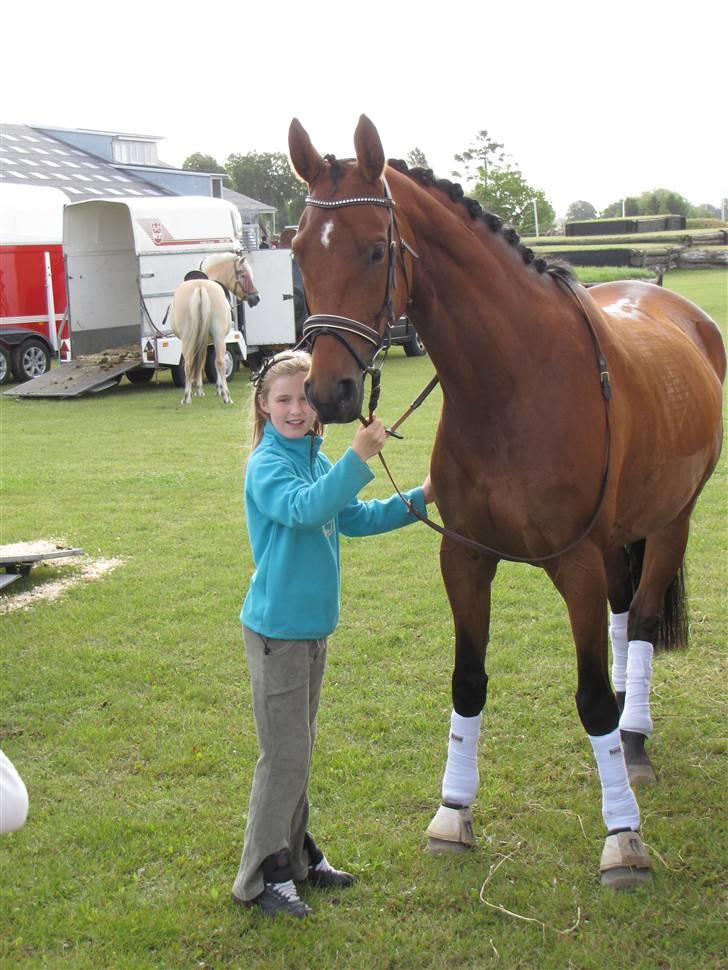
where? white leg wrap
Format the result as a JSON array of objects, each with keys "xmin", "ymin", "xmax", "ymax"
[
  {"xmin": 441, "ymin": 711, "xmax": 481, "ymax": 806},
  {"xmin": 619, "ymin": 640, "xmax": 654, "ymax": 737},
  {"xmin": 589, "ymin": 728, "xmax": 640, "ymax": 832},
  {"xmin": 609, "ymin": 610, "xmax": 629, "ymax": 693}
]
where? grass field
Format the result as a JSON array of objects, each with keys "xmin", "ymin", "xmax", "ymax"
[{"xmin": 1, "ymin": 270, "xmax": 726, "ymax": 969}]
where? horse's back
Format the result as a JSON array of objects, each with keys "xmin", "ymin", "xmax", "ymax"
[
  {"xmin": 587, "ymin": 280, "xmax": 724, "ymax": 531},
  {"xmin": 590, "ymin": 280, "xmax": 726, "ymax": 384}
]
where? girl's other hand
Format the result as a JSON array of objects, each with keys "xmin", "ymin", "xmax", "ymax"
[
  {"xmin": 352, "ymin": 418, "xmax": 387, "ymax": 461},
  {"xmin": 422, "ymin": 474, "xmax": 436, "ymax": 504}
]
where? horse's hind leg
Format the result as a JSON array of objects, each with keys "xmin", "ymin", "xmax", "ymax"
[
  {"xmin": 426, "ymin": 541, "xmax": 497, "ymax": 853},
  {"xmin": 605, "ymin": 546, "xmax": 655, "ymax": 784},
  {"xmin": 213, "ymin": 336, "xmax": 232, "ymax": 404},
  {"xmin": 620, "ymin": 515, "xmax": 691, "ymax": 785},
  {"xmin": 547, "ymin": 546, "xmax": 651, "ymax": 888}
]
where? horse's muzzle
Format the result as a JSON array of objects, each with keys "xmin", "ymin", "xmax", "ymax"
[
  {"xmin": 247, "ymin": 293, "xmax": 261, "ymax": 308},
  {"xmin": 305, "ymin": 376, "xmax": 363, "ymax": 424}
]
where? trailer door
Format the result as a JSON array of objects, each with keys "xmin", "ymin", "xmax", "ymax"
[{"xmin": 243, "ymin": 250, "xmax": 295, "ymax": 348}]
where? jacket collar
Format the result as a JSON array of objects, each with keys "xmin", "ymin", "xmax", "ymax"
[{"xmin": 263, "ymin": 421, "xmax": 323, "ymax": 457}]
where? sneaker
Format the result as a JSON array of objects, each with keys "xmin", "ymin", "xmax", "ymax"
[
  {"xmin": 246, "ymin": 879, "xmax": 312, "ymax": 918},
  {"xmin": 307, "ymin": 854, "xmax": 356, "ymax": 889}
]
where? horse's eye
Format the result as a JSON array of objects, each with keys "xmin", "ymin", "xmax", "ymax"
[{"xmin": 371, "ymin": 245, "xmax": 386, "ymax": 263}]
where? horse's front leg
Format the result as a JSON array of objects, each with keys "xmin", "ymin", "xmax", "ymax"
[
  {"xmin": 547, "ymin": 548, "xmax": 651, "ymax": 888},
  {"xmin": 426, "ymin": 540, "xmax": 497, "ymax": 853}
]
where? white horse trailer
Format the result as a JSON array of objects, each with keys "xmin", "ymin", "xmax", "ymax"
[{"xmin": 7, "ymin": 196, "xmax": 296, "ymax": 398}]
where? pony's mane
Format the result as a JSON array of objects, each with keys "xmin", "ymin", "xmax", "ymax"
[
  {"xmin": 201, "ymin": 251, "xmax": 236, "ymax": 272},
  {"xmin": 386, "ymin": 157, "xmax": 576, "ymax": 283}
]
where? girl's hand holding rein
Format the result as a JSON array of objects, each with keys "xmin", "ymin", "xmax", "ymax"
[{"xmin": 352, "ymin": 418, "xmax": 388, "ymax": 461}]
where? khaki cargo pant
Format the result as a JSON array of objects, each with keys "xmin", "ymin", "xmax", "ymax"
[{"xmin": 232, "ymin": 627, "xmax": 328, "ymax": 902}]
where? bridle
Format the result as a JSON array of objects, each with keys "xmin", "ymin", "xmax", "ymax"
[{"xmin": 301, "ymin": 175, "xmax": 418, "ymax": 416}]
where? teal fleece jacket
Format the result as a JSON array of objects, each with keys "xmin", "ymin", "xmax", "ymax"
[{"xmin": 241, "ymin": 422, "xmax": 426, "ymax": 639}]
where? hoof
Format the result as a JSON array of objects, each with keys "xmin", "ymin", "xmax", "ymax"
[
  {"xmin": 621, "ymin": 730, "xmax": 657, "ymax": 786},
  {"xmin": 600, "ymin": 831, "xmax": 652, "ymax": 890},
  {"xmin": 627, "ymin": 761, "xmax": 657, "ymax": 786},
  {"xmin": 426, "ymin": 836, "xmax": 472, "ymax": 854},
  {"xmin": 425, "ymin": 804, "xmax": 477, "ymax": 853}
]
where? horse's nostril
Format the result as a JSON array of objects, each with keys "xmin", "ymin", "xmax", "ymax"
[{"xmin": 338, "ymin": 378, "xmax": 358, "ymax": 404}]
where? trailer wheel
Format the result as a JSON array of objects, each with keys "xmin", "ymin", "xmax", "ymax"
[
  {"xmin": 0, "ymin": 346, "xmax": 10, "ymax": 385},
  {"xmin": 170, "ymin": 360, "xmax": 186, "ymax": 388},
  {"xmin": 126, "ymin": 367, "xmax": 155, "ymax": 384},
  {"xmin": 205, "ymin": 347, "xmax": 236, "ymax": 384},
  {"xmin": 403, "ymin": 329, "xmax": 427, "ymax": 357},
  {"xmin": 12, "ymin": 338, "xmax": 51, "ymax": 382}
]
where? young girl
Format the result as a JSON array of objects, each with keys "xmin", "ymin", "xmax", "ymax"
[{"xmin": 232, "ymin": 350, "xmax": 433, "ymax": 918}]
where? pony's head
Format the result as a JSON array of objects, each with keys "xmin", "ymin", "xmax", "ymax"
[
  {"xmin": 288, "ymin": 115, "xmax": 415, "ymax": 423},
  {"xmin": 202, "ymin": 253, "xmax": 260, "ymax": 306}
]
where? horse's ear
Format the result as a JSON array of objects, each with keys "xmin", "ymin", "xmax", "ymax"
[
  {"xmin": 354, "ymin": 114, "xmax": 385, "ymax": 183},
  {"xmin": 288, "ymin": 118, "xmax": 324, "ymax": 185}
]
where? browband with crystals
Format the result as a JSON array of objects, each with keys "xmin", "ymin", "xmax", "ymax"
[{"xmin": 305, "ymin": 196, "xmax": 393, "ymax": 209}]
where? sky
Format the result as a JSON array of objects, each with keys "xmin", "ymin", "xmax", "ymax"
[{"xmin": 4, "ymin": 0, "xmax": 726, "ymax": 218}]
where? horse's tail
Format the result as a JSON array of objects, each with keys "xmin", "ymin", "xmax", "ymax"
[
  {"xmin": 626, "ymin": 540, "xmax": 689, "ymax": 651},
  {"xmin": 186, "ymin": 286, "xmax": 211, "ymax": 380}
]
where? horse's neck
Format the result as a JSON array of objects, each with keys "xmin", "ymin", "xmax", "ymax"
[
  {"xmin": 405, "ymin": 195, "xmax": 564, "ymax": 403},
  {"xmin": 205, "ymin": 256, "xmax": 234, "ymax": 288}
]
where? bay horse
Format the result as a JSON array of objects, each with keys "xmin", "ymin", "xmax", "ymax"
[
  {"xmin": 288, "ymin": 115, "xmax": 725, "ymax": 888},
  {"xmin": 169, "ymin": 253, "xmax": 259, "ymax": 406}
]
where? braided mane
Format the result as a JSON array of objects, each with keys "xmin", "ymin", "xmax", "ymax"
[{"xmin": 386, "ymin": 157, "xmax": 576, "ymax": 283}]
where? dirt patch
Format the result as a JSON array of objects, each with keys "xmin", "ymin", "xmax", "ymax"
[{"xmin": 0, "ymin": 539, "xmax": 123, "ymax": 614}]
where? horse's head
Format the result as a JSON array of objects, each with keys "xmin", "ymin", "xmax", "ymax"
[
  {"xmin": 288, "ymin": 115, "xmax": 415, "ymax": 423},
  {"xmin": 201, "ymin": 253, "xmax": 260, "ymax": 306},
  {"xmin": 233, "ymin": 256, "xmax": 260, "ymax": 307}
]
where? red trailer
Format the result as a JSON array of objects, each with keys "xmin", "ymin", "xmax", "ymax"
[{"xmin": 0, "ymin": 184, "xmax": 70, "ymax": 383}]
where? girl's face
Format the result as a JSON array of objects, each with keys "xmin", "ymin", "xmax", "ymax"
[{"xmin": 261, "ymin": 372, "xmax": 317, "ymax": 439}]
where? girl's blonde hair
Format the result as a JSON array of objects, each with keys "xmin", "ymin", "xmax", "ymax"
[{"xmin": 249, "ymin": 350, "xmax": 324, "ymax": 449}]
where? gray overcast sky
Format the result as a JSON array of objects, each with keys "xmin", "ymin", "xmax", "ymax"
[{"xmin": 5, "ymin": 0, "xmax": 725, "ymax": 217}]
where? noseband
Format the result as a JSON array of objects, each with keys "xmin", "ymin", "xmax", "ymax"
[{"xmin": 302, "ymin": 177, "xmax": 418, "ymax": 415}]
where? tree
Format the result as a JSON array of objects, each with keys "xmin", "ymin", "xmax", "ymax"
[
  {"xmin": 225, "ymin": 151, "xmax": 308, "ymax": 226},
  {"xmin": 565, "ymin": 200, "xmax": 598, "ymax": 222},
  {"xmin": 452, "ymin": 130, "xmax": 555, "ymax": 233},
  {"xmin": 602, "ymin": 189, "xmax": 690, "ymax": 219},
  {"xmin": 406, "ymin": 147, "xmax": 430, "ymax": 169},
  {"xmin": 452, "ymin": 130, "xmax": 505, "ymax": 184},
  {"xmin": 471, "ymin": 165, "xmax": 554, "ymax": 234},
  {"xmin": 182, "ymin": 153, "xmax": 228, "ymax": 176},
  {"xmin": 693, "ymin": 203, "xmax": 721, "ymax": 220}
]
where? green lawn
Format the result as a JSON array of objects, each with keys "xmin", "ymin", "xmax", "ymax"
[{"xmin": 1, "ymin": 270, "xmax": 726, "ymax": 969}]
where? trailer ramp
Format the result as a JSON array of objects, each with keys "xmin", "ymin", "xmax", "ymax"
[
  {"xmin": 0, "ymin": 545, "xmax": 84, "ymax": 591},
  {"xmin": 4, "ymin": 346, "xmax": 142, "ymax": 398}
]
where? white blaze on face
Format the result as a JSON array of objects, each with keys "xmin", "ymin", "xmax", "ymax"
[{"xmin": 320, "ymin": 220, "xmax": 334, "ymax": 249}]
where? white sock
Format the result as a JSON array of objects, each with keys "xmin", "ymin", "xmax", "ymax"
[
  {"xmin": 619, "ymin": 640, "xmax": 654, "ymax": 737},
  {"xmin": 609, "ymin": 610, "xmax": 629, "ymax": 693},
  {"xmin": 589, "ymin": 728, "xmax": 640, "ymax": 832},
  {"xmin": 441, "ymin": 711, "xmax": 481, "ymax": 806}
]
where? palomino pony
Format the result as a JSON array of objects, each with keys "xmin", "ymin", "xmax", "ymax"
[
  {"xmin": 169, "ymin": 253, "xmax": 259, "ymax": 405},
  {"xmin": 288, "ymin": 116, "xmax": 725, "ymax": 888}
]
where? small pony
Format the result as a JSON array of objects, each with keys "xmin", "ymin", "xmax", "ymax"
[{"xmin": 169, "ymin": 253, "xmax": 260, "ymax": 406}]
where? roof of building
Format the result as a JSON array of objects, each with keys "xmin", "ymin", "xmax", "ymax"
[
  {"xmin": 223, "ymin": 186, "xmax": 277, "ymax": 216},
  {"xmin": 0, "ymin": 123, "xmax": 168, "ymax": 200}
]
